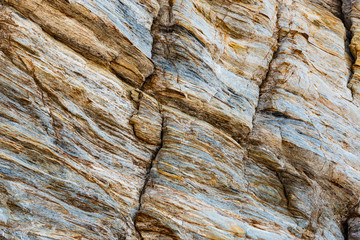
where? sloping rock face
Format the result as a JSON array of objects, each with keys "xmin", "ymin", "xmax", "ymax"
[{"xmin": 1, "ymin": 0, "xmax": 360, "ymax": 239}]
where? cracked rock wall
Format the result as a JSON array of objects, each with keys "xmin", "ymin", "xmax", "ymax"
[{"xmin": 1, "ymin": 0, "xmax": 360, "ymax": 239}]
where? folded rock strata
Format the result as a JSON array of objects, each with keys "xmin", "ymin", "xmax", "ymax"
[{"xmin": 1, "ymin": 0, "xmax": 360, "ymax": 239}]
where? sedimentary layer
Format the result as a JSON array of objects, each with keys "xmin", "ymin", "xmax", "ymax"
[{"xmin": 1, "ymin": 0, "xmax": 360, "ymax": 239}]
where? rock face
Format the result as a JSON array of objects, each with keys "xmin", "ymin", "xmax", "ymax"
[{"xmin": 1, "ymin": 0, "xmax": 360, "ymax": 239}]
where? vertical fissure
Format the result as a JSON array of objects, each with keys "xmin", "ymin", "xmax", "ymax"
[
  {"xmin": 342, "ymin": 218, "xmax": 349, "ymax": 240},
  {"xmin": 342, "ymin": 202, "xmax": 360, "ymax": 240},
  {"xmin": 133, "ymin": 103, "xmax": 165, "ymax": 239},
  {"xmin": 244, "ymin": 1, "xmax": 282, "ymax": 143},
  {"xmin": 133, "ymin": 2, "xmax": 169, "ymax": 238},
  {"xmin": 340, "ymin": 0, "xmax": 357, "ymax": 100}
]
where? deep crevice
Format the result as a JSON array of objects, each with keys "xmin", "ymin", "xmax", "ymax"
[
  {"xmin": 342, "ymin": 218, "xmax": 349, "ymax": 240},
  {"xmin": 244, "ymin": 2, "xmax": 282, "ymax": 143},
  {"xmin": 133, "ymin": 5, "xmax": 167, "ymax": 233},
  {"xmin": 341, "ymin": 201, "xmax": 360, "ymax": 240},
  {"xmin": 275, "ymin": 171, "xmax": 293, "ymax": 218},
  {"xmin": 133, "ymin": 111, "xmax": 165, "ymax": 239},
  {"xmin": 340, "ymin": 0, "xmax": 356, "ymax": 101}
]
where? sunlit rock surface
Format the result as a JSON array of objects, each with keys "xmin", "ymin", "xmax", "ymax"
[{"xmin": 1, "ymin": 0, "xmax": 360, "ymax": 239}]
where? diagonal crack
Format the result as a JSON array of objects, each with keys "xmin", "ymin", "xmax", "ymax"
[
  {"xmin": 243, "ymin": 1, "xmax": 282, "ymax": 143},
  {"xmin": 341, "ymin": 0, "xmax": 356, "ymax": 90},
  {"xmin": 133, "ymin": 3, "xmax": 167, "ymax": 238},
  {"xmin": 133, "ymin": 108, "xmax": 165, "ymax": 240}
]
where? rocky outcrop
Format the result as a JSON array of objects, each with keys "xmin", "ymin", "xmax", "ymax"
[{"xmin": 1, "ymin": 0, "xmax": 360, "ymax": 239}]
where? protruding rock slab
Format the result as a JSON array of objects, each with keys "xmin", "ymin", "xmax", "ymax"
[
  {"xmin": 0, "ymin": 5, "xmax": 159, "ymax": 238},
  {"xmin": 130, "ymin": 90, "xmax": 162, "ymax": 145},
  {"xmin": 136, "ymin": 107, "xmax": 300, "ymax": 239},
  {"xmin": 143, "ymin": 0, "xmax": 279, "ymax": 140},
  {"xmin": 1, "ymin": 0, "xmax": 360, "ymax": 239},
  {"xmin": 5, "ymin": 0, "xmax": 156, "ymax": 87}
]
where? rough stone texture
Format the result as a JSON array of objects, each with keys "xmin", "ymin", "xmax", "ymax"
[
  {"xmin": 345, "ymin": 0, "xmax": 360, "ymax": 106},
  {"xmin": 144, "ymin": 0, "xmax": 279, "ymax": 141},
  {"xmin": 130, "ymin": 90, "xmax": 162, "ymax": 146},
  {"xmin": 1, "ymin": 0, "xmax": 360, "ymax": 239},
  {"xmin": 0, "ymin": 3, "xmax": 159, "ymax": 238}
]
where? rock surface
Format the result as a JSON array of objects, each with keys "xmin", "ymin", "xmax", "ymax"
[{"xmin": 0, "ymin": 0, "xmax": 360, "ymax": 239}]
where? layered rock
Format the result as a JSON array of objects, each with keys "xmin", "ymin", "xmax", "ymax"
[
  {"xmin": 143, "ymin": 0, "xmax": 278, "ymax": 141},
  {"xmin": 0, "ymin": 2, "xmax": 160, "ymax": 238},
  {"xmin": 344, "ymin": 0, "xmax": 360, "ymax": 105},
  {"xmin": 1, "ymin": 0, "xmax": 360, "ymax": 239},
  {"xmin": 247, "ymin": 0, "xmax": 360, "ymax": 236},
  {"xmin": 136, "ymin": 0, "xmax": 360, "ymax": 239}
]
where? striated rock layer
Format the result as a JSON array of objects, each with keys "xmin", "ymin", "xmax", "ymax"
[{"xmin": 1, "ymin": 0, "xmax": 360, "ymax": 239}]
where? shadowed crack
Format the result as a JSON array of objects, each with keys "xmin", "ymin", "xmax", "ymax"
[
  {"xmin": 133, "ymin": 111, "xmax": 165, "ymax": 239},
  {"xmin": 243, "ymin": 2, "xmax": 281, "ymax": 144},
  {"xmin": 244, "ymin": 2, "xmax": 357, "ymax": 239},
  {"xmin": 341, "ymin": 0, "xmax": 357, "ymax": 101}
]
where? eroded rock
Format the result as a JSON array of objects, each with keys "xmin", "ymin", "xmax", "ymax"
[
  {"xmin": 130, "ymin": 90, "xmax": 162, "ymax": 145},
  {"xmin": 1, "ymin": 0, "xmax": 360, "ymax": 239}
]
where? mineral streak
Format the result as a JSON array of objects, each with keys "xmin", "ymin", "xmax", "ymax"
[{"xmin": 1, "ymin": 0, "xmax": 360, "ymax": 239}]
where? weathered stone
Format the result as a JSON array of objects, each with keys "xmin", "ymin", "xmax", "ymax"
[
  {"xmin": 136, "ymin": 107, "xmax": 298, "ymax": 239},
  {"xmin": 1, "ymin": 0, "xmax": 360, "ymax": 239},
  {"xmin": 130, "ymin": 90, "xmax": 162, "ymax": 145},
  {"xmin": 0, "ymin": 4, "xmax": 158, "ymax": 238},
  {"xmin": 4, "ymin": 0, "xmax": 156, "ymax": 87},
  {"xmin": 143, "ymin": 0, "xmax": 279, "ymax": 141},
  {"xmin": 344, "ymin": 0, "xmax": 360, "ymax": 105}
]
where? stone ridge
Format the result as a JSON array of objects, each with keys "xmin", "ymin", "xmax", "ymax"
[{"xmin": 0, "ymin": 0, "xmax": 360, "ymax": 239}]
